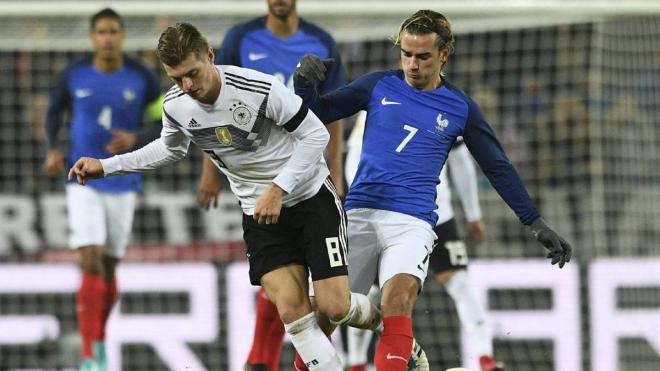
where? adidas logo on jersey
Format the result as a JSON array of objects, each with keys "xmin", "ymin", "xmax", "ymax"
[{"xmin": 188, "ymin": 118, "xmax": 201, "ymax": 128}]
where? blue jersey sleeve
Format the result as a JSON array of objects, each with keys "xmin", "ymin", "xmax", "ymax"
[
  {"xmin": 45, "ymin": 65, "xmax": 73, "ymax": 148},
  {"xmin": 462, "ymin": 96, "xmax": 540, "ymax": 225},
  {"xmin": 295, "ymin": 70, "xmax": 386, "ymax": 124}
]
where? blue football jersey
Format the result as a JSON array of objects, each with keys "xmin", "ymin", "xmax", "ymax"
[
  {"xmin": 46, "ymin": 56, "xmax": 161, "ymax": 192},
  {"xmin": 215, "ymin": 17, "xmax": 346, "ymax": 93},
  {"xmin": 296, "ymin": 70, "xmax": 539, "ymax": 227}
]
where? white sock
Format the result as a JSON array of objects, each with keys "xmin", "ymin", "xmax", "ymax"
[
  {"xmin": 330, "ymin": 291, "xmax": 380, "ymax": 330},
  {"xmin": 347, "ymin": 325, "xmax": 374, "ymax": 366},
  {"xmin": 444, "ymin": 270, "xmax": 493, "ymax": 356},
  {"xmin": 284, "ymin": 312, "xmax": 343, "ymax": 370}
]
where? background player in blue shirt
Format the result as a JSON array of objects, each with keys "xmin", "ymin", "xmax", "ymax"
[
  {"xmin": 294, "ymin": 9, "xmax": 572, "ymax": 370},
  {"xmin": 194, "ymin": 1, "xmax": 348, "ymax": 370},
  {"xmin": 43, "ymin": 8, "xmax": 162, "ymax": 371}
]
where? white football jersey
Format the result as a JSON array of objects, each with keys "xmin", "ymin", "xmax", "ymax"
[{"xmin": 102, "ymin": 65, "xmax": 330, "ymax": 215}]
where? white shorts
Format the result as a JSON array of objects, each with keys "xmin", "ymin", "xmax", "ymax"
[
  {"xmin": 66, "ymin": 184, "xmax": 137, "ymax": 258},
  {"xmin": 347, "ymin": 208, "xmax": 437, "ymax": 295}
]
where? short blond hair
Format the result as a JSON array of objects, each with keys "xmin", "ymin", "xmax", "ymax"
[{"xmin": 157, "ymin": 23, "xmax": 210, "ymax": 66}]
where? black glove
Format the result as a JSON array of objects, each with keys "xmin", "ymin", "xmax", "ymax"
[
  {"xmin": 529, "ymin": 218, "xmax": 572, "ymax": 268},
  {"xmin": 293, "ymin": 54, "xmax": 335, "ymax": 87}
]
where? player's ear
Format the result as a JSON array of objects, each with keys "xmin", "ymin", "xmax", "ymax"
[
  {"xmin": 207, "ymin": 47, "xmax": 215, "ymax": 64},
  {"xmin": 439, "ymin": 47, "xmax": 450, "ymax": 62}
]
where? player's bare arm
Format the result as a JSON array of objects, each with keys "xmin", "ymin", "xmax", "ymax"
[
  {"xmin": 197, "ymin": 153, "xmax": 224, "ymax": 210},
  {"xmin": 68, "ymin": 157, "xmax": 104, "ymax": 185},
  {"xmin": 44, "ymin": 148, "xmax": 66, "ymax": 177},
  {"xmin": 467, "ymin": 220, "xmax": 486, "ymax": 245},
  {"xmin": 253, "ymin": 183, "xmax": 284, "ymax": 224},
  {"xmin": 105, "ymin": 129, "xmax": 138, "ymax": 154},
  {"xmin": 326, "ymin": 120, "xmax": 345, "ymax": 198}
]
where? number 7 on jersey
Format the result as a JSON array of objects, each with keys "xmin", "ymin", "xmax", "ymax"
[{"xmin": 396, "ymin": 124, "xmax": 418, "ymax": 153}]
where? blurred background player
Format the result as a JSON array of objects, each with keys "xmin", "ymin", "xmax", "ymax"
[
  {"xmin": 193, "ymin": 1, "xmax": 348, "ymax": 370},
  {"xmin": 294, "ymin": 9, "xmax": 572, "ymax": 370},
  {"xmin": 42, "ymin": 8, "xmax": 162, "ymax": 371},
  {"xmin": 344, "ymin": 112, "xmax": 504, "ymax": 371}
]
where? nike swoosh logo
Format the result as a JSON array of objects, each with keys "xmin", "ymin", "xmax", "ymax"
[
  {"xmin": 248, "ymin": 53, "xmax": 268, "ymax": 61},
  {"xmin": 381, "ymin": 97, "xmax": 401, "ymax": 105},
  {"xmin": 386, "ymin": 353, "xmax": 407, "ymax": 362}
]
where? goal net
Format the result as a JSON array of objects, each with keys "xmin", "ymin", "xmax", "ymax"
[{"xmin": 0, "ymin": 2, "xmax": 659, "ymax": 370}]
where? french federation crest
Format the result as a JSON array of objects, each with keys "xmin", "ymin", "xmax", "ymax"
[
  {"xmin": 436, "ymin": 113, "xmax": 449, "ymax": 132},
  {"xmin": 215, "ymin": 127, "xmax": 232, "ymax": 146}
]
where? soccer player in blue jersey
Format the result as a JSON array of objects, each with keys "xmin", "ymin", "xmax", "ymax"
[
  {"xmin": 193, "ymin": 1, "xmax": 348, "ymax": 370},
  {"xmin": 294, "ymin": 9, "xmax": 572, "ymax": 370},
  {"xmin": 43, "ymin": 8, "xmax": 162, "ymax": 371}
]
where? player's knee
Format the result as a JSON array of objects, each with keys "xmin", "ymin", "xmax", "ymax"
[
  {"xmin": 274, "ymin": 294, "xmax": 312, "ymax": 324},
  {"xmin": 78, "ymin": 245, "xmax": 105, "ymax": 275},
  {"xmin": 316, "ymin": 297, "xmax": 349, "ymax": 322}
]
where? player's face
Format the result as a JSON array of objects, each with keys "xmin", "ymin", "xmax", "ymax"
[
  {"xmin": 267, "ymin": 0, "xmax": 296, "ymax": 19},
  {"xmin": 399, "ymin": 31, "xmax": 449, "ymax": 91},
  {"xmin": 163, "ymin": 48, "xmax": 220, "ymax": 105},
  {"xmin": 90, "ymin": 18, "xmax": 125, "ymax": 61}
]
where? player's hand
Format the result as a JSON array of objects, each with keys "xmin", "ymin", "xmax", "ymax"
[
  {"xmin": 253, "ymin": 183, "xmax": 284, "ymax": 225},
  {"xmin": 67, "ymin": 157, "xmax": 104, "ymax": 185},
  {"xmin": 105, "ymin": 129, "xmax": 137, "ymax": 154},
  {"xmin": 44, "ymin": 148, "xmax": 66, "ymax": 177},
  {"xmin": 293, "ymin": 54, "xmax": 335, "ymax": 87},
  {"xmin": 467, "ymin": 220, "xmax": 486, "ymax": 245},
  {"xmin": 529, "ymin": 217, "xmax": 572, "ymax": 268},
  {"xmin": 197, "ymin": 160, "xmax": 223, "ymax": 210}
]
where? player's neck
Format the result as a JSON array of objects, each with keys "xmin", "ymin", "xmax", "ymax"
[
  {"xmin": 93, "ymin": 54, "xmax": 124, "ymax": 73},
  {"xmin": 266, "ymin": 13, "xmax": 299, "ymax": 38},
  {"xmin": 200, "ymin": 67, "xmax": 222, "ymax": 105}
]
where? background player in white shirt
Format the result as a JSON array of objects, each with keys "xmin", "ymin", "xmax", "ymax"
[
  {"xmin": 344, "ymin": 112, "xmax": 504, "ymax": 371},
  {"xmin": 68, "ymin": 23, "xmax": 380, "ymax": 370}
]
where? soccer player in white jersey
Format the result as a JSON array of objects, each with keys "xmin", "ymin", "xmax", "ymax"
[
  {"xmin": 344, "ymin": 113, "xmax": 504, "ymax": 371},
  {"xmin": 294, "ymin": 10, "xmax": 572, "ymax": 370},
  {"xmin": 67, "ymin": 23, "xmax": 381, "ymax": 370}
]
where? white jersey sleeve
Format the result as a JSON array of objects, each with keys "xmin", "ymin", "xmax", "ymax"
[
  {"xmin": 100, "ymin": 115, "xmax": 191, "ymax": 175},
  {"xmin": 267, "ymin": 76, "xmax": 330, "ymax": 193},
  {"xmin": 447, "ymin": 142, "xmax": 482, "ymax": 222}
]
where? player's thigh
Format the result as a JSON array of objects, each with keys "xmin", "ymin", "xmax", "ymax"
[
  {"xmin": 429, "ymin": 218, "xmax": 468, "ymax": 277},
  {"xmin": 66, "ymin": 184, "xmax": 106, "ymax": 249},
  {"xmin": 378, "ymin": 210, "xmax": 436, "ymax": 293},
  {"xmin": 242, "ymin": 212, "xmax": 303, "ymax": 286},
  {"xmin": 103, "ymin": 191, "xmax": 137, "ymax": 259},
  {"xmin": 346, "ymin": 208, "xmax": 380, "ymax": 295},
  {"xmin": 260, "ymin": 264, "xmax": 312, "ymax": 323},
  {"xmin": 296, "ymin": 180, "xmax": 349, "ymax": 283}
]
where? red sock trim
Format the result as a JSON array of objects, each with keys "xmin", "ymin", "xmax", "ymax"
[
  {"xmin": 248, "ymin": 287, "xmax": 285, "ymax": 368},
  {"xmin": 98, "ymin": 278, "xmax": 118, "ymax": 340},
  {"xmin": 294, "ymin": 352, "xmax": 309, "ymax": 371},
  {"xmin": 382, "ymin": 315, "xmax": 413, "ymax": 337},
  {"xmin": 375, "ymin": 316, "xmax": 413, "ymax": 371},
  {"xmin": 77, "ymin": 273, "xmax": 107, "ymax": 359}
]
